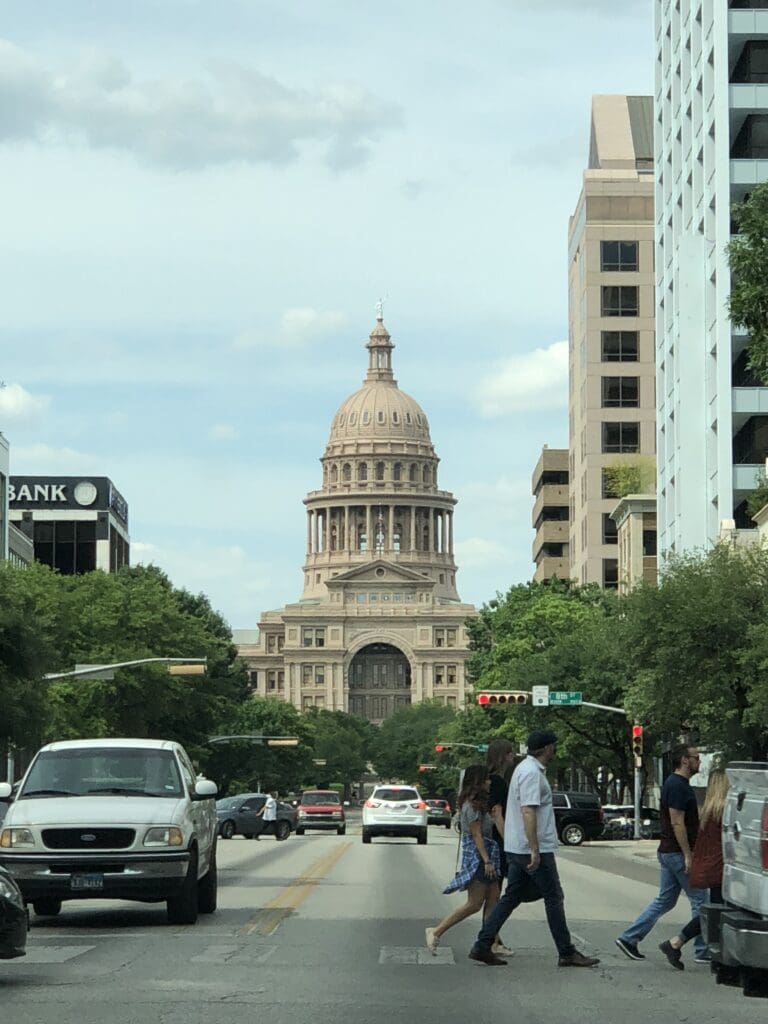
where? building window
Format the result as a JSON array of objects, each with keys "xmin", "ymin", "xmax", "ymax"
[
  {"xmin": 434, "ymin": 628, "xmax": 457, "ymax": 647},
  {"xmin": 302, "ymin": 627, "xmax": 325, "ymax": 648},
  {"xmin": 315, "ymin": 665, "xmax": 325, "ymax": 685},
  {"xmin": 446, "ymin": 665, "xmax": 457, "ymax": 686},
  {"xmin": 375, "ymin": 461, "xmax": 385, "ymax": 481},
  {"xmin": 643, "ymin": 530, "xmax": 657, "ymax": 556},
  {"xmin": 358, "ymin": 462, "xmax": 368, "ymax": 481},
  {"xmin": 601, "ymin": 286, "xmax": 639, "ymax": 317},
  {"xmin": 302, "ymin": 664, "xmax": 312, "ymax": 685},
  {"xmin": 602, "ymin": 513, "xmax": 618, "ymax": 545},
  {"xmin": 600, "ymin": 240, "xmax": 638, "ymax": 272},
  {"xmin": 732, "ymin": 40, "xmax": 768, "ymax": 85},
  {"xmin": 731, "ymin": 114, "xmax": 768, "ymax": 159},
  {"xmin": 603, "ymin": 558, "xmax": 619, "ymax": 590},
  {"xmin": 601, "ymin": 422, "xmax": 640, "ymax": 453},
  {"xmin": 434, "ymin": 665, "xmax": 445, "ymax": 685},
  {"xmin": 267, "ymin": 634, "xmax": 278, "ymax": 654},
  {"xmin": 601, "ymin": 376, "xmax": 640, "ymax": 408},
  {"xmin": 342, "ymin": 463, "xmax": 351, "ymax": 482},
  {"xmin": 423, "ymin": 465, "xmax": 430, "ymax": 484},
  {"xmin": 267, "ymin": 670, "xmax": 277, "ymax": 691},
  {"xmin": 601, "ymin": 331, "xmax": 639, "ymax": 362},
  {"xmin": 409, "ymin": 463, "xmax": 418, "ymax": 482}
]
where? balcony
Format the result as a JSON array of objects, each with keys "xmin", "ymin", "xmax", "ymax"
[
  {"xmin": 533, "ymin": 556, "xmax": 571, "ymax": 584},
  {"xmin": 531, "ymin": 486, "xmax": 569, "ymax": 528}
]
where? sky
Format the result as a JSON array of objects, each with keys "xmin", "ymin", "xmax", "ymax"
[{"xmin": 0, "ymin": 0, "xmax": 655, "ymax": 627}]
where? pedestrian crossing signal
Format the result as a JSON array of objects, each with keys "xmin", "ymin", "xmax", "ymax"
[{"xmin": 476, "ymin": 691, "xmax": 528, "ymax": 706}]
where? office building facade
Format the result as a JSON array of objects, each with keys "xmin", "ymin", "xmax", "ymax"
[
  {"xmin": 568, "ymin": 95, "xmax": 657, "ymax": 588},
  {"xmin": 531, "ymin": 447, "xmax": 571, "ymax": 582},
  {"xmin": 656, "ymin": 1, "xmax": 768, "ymax": 554}
]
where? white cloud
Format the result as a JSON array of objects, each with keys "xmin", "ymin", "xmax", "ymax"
[
  {"xmin": 209, "ymin": 423, "xmax": 239, "ymax": 442},
  {"xmin": 454, "ymin": 537, "xmax": 512, "ymax": 570},
  {"xmin": 474, "ymin": 340, "xmax": 569, "ymax": 416},
  {"xmin": 0, "ymin": 39, "xmax": 401, "ymax": 171},
  {"xmin": 9, "ymin": 442, "xmax": 102, "ymax": 474},
  {"xmin": 0, "ymin": 382, "xmax": 49, "ymax": 423},
  {"xmin": 233, "ymin": 307, "xmax": 347, "ymax": 351}
]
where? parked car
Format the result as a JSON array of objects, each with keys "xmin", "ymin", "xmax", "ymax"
[
  {"xmin": 0, "ymin": 738, "xmax": 218, "ymax": 926},
  {"xmin": 0, "ymin": 865, "xmax": 27, "ymax": 960},
  {"xmin": 425, "ymin": 799, "xmax": 452, "ymax": 828},
  {"xmin": 296, "ymin": 790, "xmax": 346, "ymax": 835},
  {"xmin": 601, "ymin": 805, "xmax": 661, "ymax": 840},
  {"xmin": 362, "ymin": 786, "xmax": 428, "ymax": 845},
  {"xmin": 552, "ymin": 791, "xmax": 604, "ymax": 846},
  {"xmin": 216, "ymin": 794, "xmax": 294, "ymax": 841},
  {"xmin": 702, "ymin": 760, "xmax": 768, "ymax": 998}
]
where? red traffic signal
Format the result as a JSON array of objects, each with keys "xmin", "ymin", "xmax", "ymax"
[
  {"xmin": 632, "ymin": 725, "xmax": 643, "ymax": 738},
  {"xmin": 476, "ymin": 691, "xmax": 529, "ymax": 706},
  {"xmin": 434, "ymin": 744, "xmax": 445, "ymax": 753},
  {"xmin": 631, "ymin": 724, "xmax": 644, "ymax": 761}
]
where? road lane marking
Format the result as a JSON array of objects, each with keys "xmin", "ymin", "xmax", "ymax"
[{"xmin": 238, "ymin": 841, "xmax": 352, "ymax": 937}]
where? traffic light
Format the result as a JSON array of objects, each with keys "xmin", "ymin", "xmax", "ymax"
[
  {"xmin": 418, "ymin": 764, "xmax": 437, "ymax": 772},
  {"xmin": 434, "ymin": 744, "xmax": 446, "ymax": 753},
  {"xmin": 168, "ymin": 664, "xmax": 207, "ymax": 676},
  {"xmin": 476, "ymin": 691, "xmax": 529, "ymax": 706},
  {"xmin": 631, "ymin": 725, "xmax": 644, "ymax": 762}
]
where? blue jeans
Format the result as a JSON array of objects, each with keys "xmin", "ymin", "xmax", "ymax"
[
  {"xmin": 620, "ymin": 852, "xmax": 707, "ymax": 956},
  {"xmin": 473, "ymin": 853, "xmax": 576, "ymax": 959}
]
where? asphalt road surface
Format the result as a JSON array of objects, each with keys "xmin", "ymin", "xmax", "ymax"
[{"xmin": 2, "ymin": 825, "xmax": 765, "ymax": 1024}]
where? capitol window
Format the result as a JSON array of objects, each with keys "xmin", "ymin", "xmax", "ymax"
[
  {"xmin": 342, "ymin": 463, "xmax": 351, "ymax": 481},
  {"xmin": 393, "ymin": 462, "xmax": 402, "ymax": 481},
  {"xmin": 392, "ymin": 411, "xmax": 399, "ymax": 423},
  {"xmin": 377, "ymin": 411, "xmax": 385, "ymax": 424},
  {"xmin": 409, "ymin": 463, "xmax": 418, "ymax": 482},
  {"xmin": 362, "ymin": 411, "xmax": 371, "ymax": 424},
  {"xmin": 375, "ymin": 461, "xmax": 385, "ymax": 480},
  {"xmin": 358, "ymin": 462, "xmax": 368, "ymax": 481},
  {"xmin": 339, "ymin": 413, "xmax": 346, "ymax": 425},
  {"xmin": 302, "ymin": 627, "xmax": 325, "ymax": 648},
  {"xmin": 349, "ymin": 412, "xmax": 357, "ymax": 425}
]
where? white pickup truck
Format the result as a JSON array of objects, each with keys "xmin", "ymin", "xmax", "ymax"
[
  {"xmin": 701, "ymin": 761, "xmax": 768, "ymax": 999},
  {"xmin": 0, "ymin": 738, "xmax": 218, "ymax": 926}
]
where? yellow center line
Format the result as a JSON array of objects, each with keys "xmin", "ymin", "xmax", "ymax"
[{"xmin": 238, "ymin": 841, "xmax": 352, "ymax": 937}]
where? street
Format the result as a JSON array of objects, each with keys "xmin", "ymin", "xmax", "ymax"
[{"xmin": 1, "ymin": 819, "xmax": 764, "ymax": 1024}]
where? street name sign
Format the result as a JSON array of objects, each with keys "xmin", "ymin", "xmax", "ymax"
[
  {"xmin": 549, "ymin": 691, "xmax": 582, "ymax": 706},
  {"xmin": 531, "ymin": 685, "xmax": 550, "ymax": 707}
]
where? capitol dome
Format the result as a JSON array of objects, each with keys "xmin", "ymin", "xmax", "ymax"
[{"xmin": 327, "ymin": 318, "xmax": 432, "ymax": 445}]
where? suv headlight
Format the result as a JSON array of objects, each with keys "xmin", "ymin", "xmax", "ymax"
[
  {"xmin": 143, "ymin": 827, "xmax": 184, "ymax": 847},
  {"xmin": 331, "ymin": 811, "xmax": 342, "ymax": 819},
  {"xmin": 0, "ymin": 828, "xmax": 35, "ymax": 849},
  {"xmin": 0, "ymin": 875, "xmax": 24, "ymax": 908}
]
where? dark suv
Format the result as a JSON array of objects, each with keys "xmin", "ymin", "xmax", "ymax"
[{"xmin": 552, "ymin": 791, "xmax": 604, "ymax": 846}]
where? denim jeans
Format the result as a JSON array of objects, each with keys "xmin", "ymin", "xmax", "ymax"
[
  {"xmin": 620, "ymin": 852, "xmax": 707, "ymax": 956},
  {"xmin": 474, "ymin": 852, "xmax": 575, "ymax": 959},
  {"xmin": 680, "ymin": 884, "xmax": 722, "ymax": 944}
]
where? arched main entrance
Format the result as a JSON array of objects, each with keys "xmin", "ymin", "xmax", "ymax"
[{"xmin": 347, "ymin": 643, "xmax": 411, "ymax": 724}]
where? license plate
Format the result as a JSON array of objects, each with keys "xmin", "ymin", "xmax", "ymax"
[
  {"xmin": 71, "ymin": 873, "xmax": 104, "ymax": 891},
  {"xmin": 388, "ymin": 804, "xmax": 406, "ymax": 813}
]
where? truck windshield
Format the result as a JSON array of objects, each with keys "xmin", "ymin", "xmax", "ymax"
[{"xmin": 20, "ymin": 748, "xmax": 184, "ymax": 799}]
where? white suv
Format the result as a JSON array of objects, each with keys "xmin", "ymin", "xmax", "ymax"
[
  {"xmin": 0, "ymin": 738, "xmax": 218, "ymax": 926},
  {"xmin": 362, "ymin": 785, "xmax": 428, "ymax": 845}
]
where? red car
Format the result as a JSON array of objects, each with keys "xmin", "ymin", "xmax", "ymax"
[{"xmin": 296, "ymin": 790, "xmax": 346, "ymax": 835}]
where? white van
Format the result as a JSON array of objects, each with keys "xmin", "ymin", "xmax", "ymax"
[
  {"xmin": 701, "ymin": 761, "xmax": 768, "ymax": 998},
  {"xmin": 0, "ymin": 738, "xmax": 218, "ymax": 926}
]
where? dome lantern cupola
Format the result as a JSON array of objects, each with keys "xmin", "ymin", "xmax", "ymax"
[{"xmin": 365, "ymin": 311, "xmax": 395, "ymax": 384}]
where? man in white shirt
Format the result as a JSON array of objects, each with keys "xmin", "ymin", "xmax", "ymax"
[
  {"xmin": 469, "ymin": 730, "xmax": 599, "ymax": 968},
  {"xmin": 255, "ymin": 792, "xmax": 278, "ymax": 838}
]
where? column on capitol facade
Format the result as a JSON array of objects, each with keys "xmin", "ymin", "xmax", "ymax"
[{"xmin": 236, "ymin": 311, "xmax": 477, "ymax": 725}]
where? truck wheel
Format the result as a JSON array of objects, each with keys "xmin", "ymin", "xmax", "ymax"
[
  {"xmin": 444, "ymin": 822, "xmax": 451, "ymax": 829},
  {"xmin": 167, "ymin": 849, "xmax": 199, "ymax": 926},
  {"xmin": 417, "ymin": 828, "xmax": 428, "ymax": 845},
  {"xmin": 560, "ymin": 823, "xmax": 585, "ymax": 846},
  {"xmin": 296, "ymin": 828, "xmax": 305, "ymax": 836},
  {"xmin": 275, "ymin": 821, "xmax": 291, "ymax": 841},
  {"xmin": 337, "ymin": 826, "xmax": 346, "ymax": 836},
  {"xmin": 362, "ymin": 828, "xmax": 372, "ymax": 844},
  {"xmin": 33, "ymin": 898, "xmax": 62, "ymax": 917},
  {"xmin": 220, "ymin": 820, "xmax": 235, "ymax": 840},
  {"xmin": 197, "ymin": 843, "xmax": 217, "ymax": 915}
]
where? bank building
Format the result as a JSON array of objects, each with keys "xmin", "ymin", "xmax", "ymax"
[{"xmin": 235, "ymin": 314, "xmax": 476, "ymax": 725}]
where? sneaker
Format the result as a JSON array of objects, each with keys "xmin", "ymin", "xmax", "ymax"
[
  {"xmin": 615, "ymin": 938, "xmax": 645, "ymax": 961},
  {"xmin": 425, "ymin": 927, "xmax": 439, "ymax": 955},
  {"xmin": 468, "ymin": 947, "xmax": 508, "ymax": 966},
  {"xmin": 559, "ymin": 951, "xmax": 600, "ymax": 968},
  {"xmin": 659, "ymin": 940, "xmax": 684, "ymax": 971},
  {"xmin": 694, "ymin": 951, "xmax": 712, "ymax": 964},
  {"xmin": 492, "ymin": 942, "xmax": 515, "ymax": 957}
]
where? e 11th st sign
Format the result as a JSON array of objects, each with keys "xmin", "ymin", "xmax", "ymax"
[{"xmin": 549, "ymin": 691, "xmax": 582, "ymax": 706}]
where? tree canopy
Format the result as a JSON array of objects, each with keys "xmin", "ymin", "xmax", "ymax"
[{"xmin": 728, "ymin": 180, "xmax": 768, "ymax": 383}]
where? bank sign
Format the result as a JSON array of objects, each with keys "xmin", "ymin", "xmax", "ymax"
[{"xmin": 9, "ymin": 477, "xmax": 129, "ymax": 525}]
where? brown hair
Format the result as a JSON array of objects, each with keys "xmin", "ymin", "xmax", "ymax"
[
  {"xmin": 486, "ymin": 737, "xmax": 516, "ymax": 780},
  {"xmin": 458, "ymin": 765, "xmax": 489, "ymax": 811}
]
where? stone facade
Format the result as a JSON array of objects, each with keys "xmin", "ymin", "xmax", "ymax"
[{"xmin": 236, "ymin": 316, "xmax": 476, "ymax": 725}]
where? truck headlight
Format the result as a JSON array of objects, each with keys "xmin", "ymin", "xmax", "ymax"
[
  {"xmin": 298, "ymin": 810, "xmax": 308, "ymax": 817},
  {"xmin": 331, "ymin": 811, "xmax": 342, "ymax": 819},
  {"xmin": 143, "ymin": 827, "xmax": 184, "ymax": 847},
  {"xmin": 0, "ymin": 875, "xmax": 24, "ymax": 908},
  {"xmin": 0, "ymin": 828, "xmax": 35, "ymax": 849}
]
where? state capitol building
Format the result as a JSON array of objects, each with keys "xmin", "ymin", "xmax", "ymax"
[{"xmin": 236, "ymin": 314, "xmax": 476, "ymax": 724}]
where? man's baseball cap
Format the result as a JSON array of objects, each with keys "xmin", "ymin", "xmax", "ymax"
[{"xmin": 527, "ymin": 729, "xmax": 558, "ymax": 752}]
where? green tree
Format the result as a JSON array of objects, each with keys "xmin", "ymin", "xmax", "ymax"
[
  {"xmin": 371, "ymin": 701, "xmax": 455, "ymax": 781},
  {"xmin": 603, "ymin": 456, "xmax": 656, "ymax": 499},
  {"xmin": 746, "ymin": 468, "xmax": 768, "ymax": 519},
  {"xmin": 301, "ymin": 709, "xmax": 376, "ymax": 794},
  {"xmin": 728, "ymin": 180, "xmax": 768, "ymax": 383},
  {"xmin": 623, "ymin": 544, "xmax": 768, "ymax": 760}
]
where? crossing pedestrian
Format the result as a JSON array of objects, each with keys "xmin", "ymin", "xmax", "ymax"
[
  {"xmin": 485, "ymin": 737, "xmax": 521, "ymax": 958},
  {"xmin": 425, "ymin": 766, "xmax": 501, "ymax": 956},
  {"xmin": 659, "ymin": 766, "xmax": 729, "ymax": 970},
  {"xmin": 468, "ymin": 730, "xmax": 599, "ymax": 968},
  {"xmin": 616, "ymin": 744, "xmax": 707, "ymax": 962},
  {"xmin": 255, "ymin": 791, "xmax": 278, "ymax": 839}
]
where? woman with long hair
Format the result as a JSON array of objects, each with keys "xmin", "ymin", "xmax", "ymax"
[
  {"xmin": 425, "ymin": 765, "xmax": 501, "ymax": 955},
  {"xmin": 485, "ymin": 737, "xmax": 520, "ymax": 958},
  {"xmin": 659, "ymin": 766, "xmax": 730, "ymax": 969}
]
